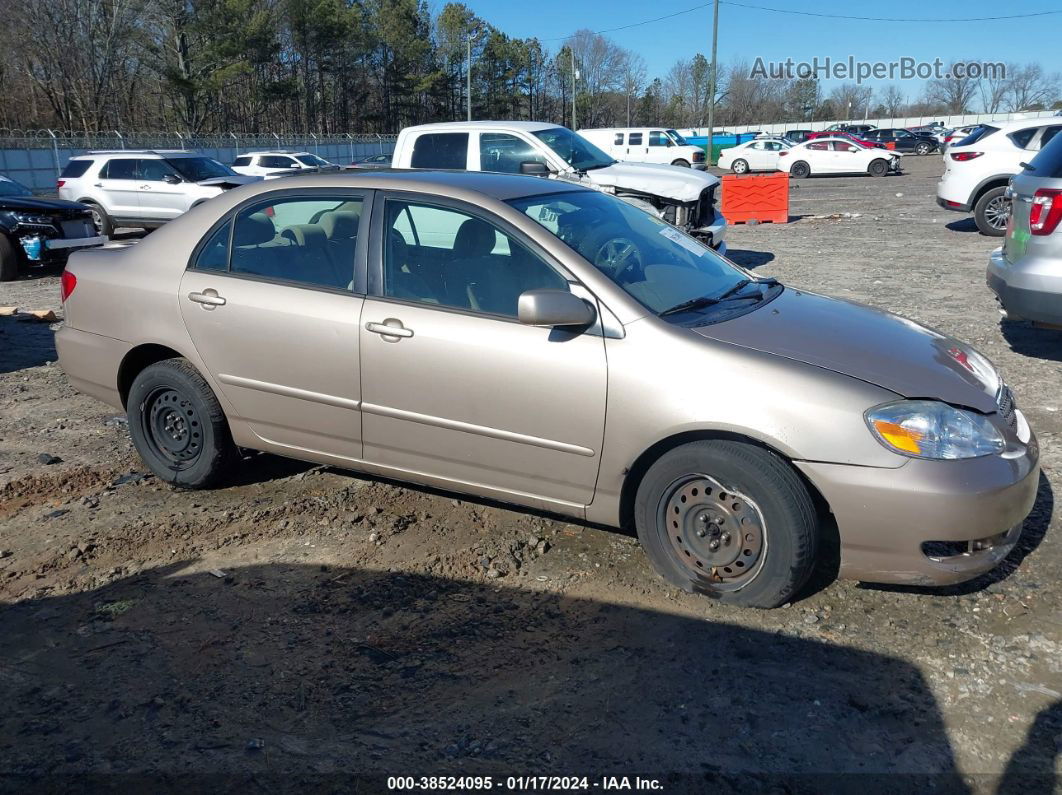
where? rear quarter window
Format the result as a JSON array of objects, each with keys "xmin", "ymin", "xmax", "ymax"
[
  {"xmin": 1008, "ymin": 128, "xmax": 1039, "ymax": 149},
  {"xmin": 410, "ymin": 133, "xmax": 469, "ymax": 169},
  {"xmin": 60, "ymin": 160, "xmax": 93, "ymax": 178},
  {"xmin": 1026, "ymin": 129, "xmax": 1062, "ymax": 178},
  {"xmin": 233, "ymin": 157, "xmax": 251, "ymax": 167}
]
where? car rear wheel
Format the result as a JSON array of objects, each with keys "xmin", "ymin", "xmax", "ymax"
[
  {"xmin": 0, "ymin": 235, "xmax": 18, "ymax": 282},
  {"xmin": 732, "ymin": 159, "xmax": 750, "ymax": 174},
  {"xmin": 127, "ymin": 358, "xmax": 239, "ymax": 489},
  {"xmin": 915, "ymin": 141, "xmax": 932, "ymax": 155},
  {"xmin": 868, "ymin": 159, "xmax": 890, "ymax": 177},
  {"xmin": 975, "ymin": 186, "xmax": 1009, "ymax": 237},
  {"xmin": 84, "ymin": 202, "xmax": 114, "ymax": 237},
  {"xmin": 670, "ymin": 159, "xmax": 691, "ymax": 168},
  {"xmin": 634, "ymin": 440, "xmax": 818, "ymax": 608},
  {"xmin": 789, "ymin": 161, "xmax": 810, "ymax": 179}
]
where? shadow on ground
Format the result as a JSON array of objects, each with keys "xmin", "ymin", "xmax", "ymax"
[
  {"xmin": 945, "ymin": 218, "xmax": 981, "ymax": 234},
  {"xmin": 0, "ymin": 560, "xmax": 1025, "ymax": 791},
  {"xmin": 1000, "ymin": 321, "xmax": 1062, "ymax": 363},
  {"xmin": 725, "ymin": 249, "xmax": 775, "ymax": 269}
]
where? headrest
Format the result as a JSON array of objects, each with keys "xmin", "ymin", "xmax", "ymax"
[
  {"xmin": 388, "ymin": 229, "xmax": 408, "ymax": 267},
  {"xmin": 453, "ymin": 218, "xmax": 496, "ymax": 258},
  {"xmin": 234, "ymin": 212, "xmax": 275, "ymax": 246},
  {"xmin": 320, "ymin": 210, "xmax": 360, "ymax": 240},
  {"xmin": 281, "ymin": 224, "xmax": 327, "ymax": 248}
]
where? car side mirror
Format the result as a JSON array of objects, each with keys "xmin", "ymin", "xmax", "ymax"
[
  {"xmin": 163, "ymin": 174, "xmax": 182, "ymax": 184},
  {"xmin": 519, "ymin": 161, "xmax": 550, "ymax": 176},
  {"xmin": 847, "ymin": 146, "xmax": 858, "ymax": 152},
  {"xmin": 518, "ymin": 289, "xmax": 596, "ymax": 328}
]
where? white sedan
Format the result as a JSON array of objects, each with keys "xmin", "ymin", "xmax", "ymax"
[
  {"xmin": 777, "ymin": 138, "xmax": 902, "ymax": 178},
  {"xmin": 718, "ymin": 139, "xmax": 792, "ymax": 173}
]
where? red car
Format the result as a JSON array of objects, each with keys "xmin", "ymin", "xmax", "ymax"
[{"xmin": 806, "ymin": 131, "xmax": 888, "ymax": 150}]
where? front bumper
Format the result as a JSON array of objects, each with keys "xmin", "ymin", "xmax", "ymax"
[
  {"xmin": 692, "ymin": 211, "xmax": 727, "ymax": 255},
  {"xmin": 796, "ymin": 429, "xmax": 1040, "ymax": 586},
  {"xmin": 987, "ymin": 246, "xmax": 1062, "ymax": 326}
]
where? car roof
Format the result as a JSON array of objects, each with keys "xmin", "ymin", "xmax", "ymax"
[
  {"xmin": 987, "ymin": 117, "xmax": 1061, "ymax": 132},
  {"xmin": 401, "ymin": 121, "xmax": 561, "ymax": 134},
  {"xmin": 228, "ymin": 169, "xmax": 586, "ymax": 202},
  {"xmin": 75, "ymin": 150, "xmax": 202, "ymax": 158},
  {"xmin": 244, "ymin": 151, "xmax": 314, "ymax": 156}
]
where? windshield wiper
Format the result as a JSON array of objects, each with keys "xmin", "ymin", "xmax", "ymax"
[{"xmin": 659, "ymin": 278, "xmax": 779, "ymax": 317}]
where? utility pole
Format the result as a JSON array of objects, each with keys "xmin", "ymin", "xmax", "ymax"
[
  {"xmin": 571, "ymin": 47, "xmax": 577, "ymax": 130},
  {"xmin": 466, "ymin": 35, "xmax": 473, "ymax": 121},
  {"xmin": 706, "ymin": 0, "xmax": 719, "ymax": 166}
]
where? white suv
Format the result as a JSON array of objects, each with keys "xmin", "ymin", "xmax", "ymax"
[
  {"xmin": 57, "ymin": 150, "xmax": 257, "ymax": 235},
  {"xmin": 230, "ymin": 151, "xmax": 338, "ymax": 178},
  {"xmin": 937, "ymin": 118, "xmax": 1062, "ymax": 236}
]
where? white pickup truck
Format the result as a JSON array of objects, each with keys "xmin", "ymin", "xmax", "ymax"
[{"xmin": 390, "ymin": 121, "xmax": 726, "ymax": 252}]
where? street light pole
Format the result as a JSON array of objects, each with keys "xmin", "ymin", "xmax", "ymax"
[
  {"xmin": 466, "ymin": 35, "xmax": 472, "ymax": 121},
  {"xmin": 706, "ymin": 0, "xmax": 719, "ymax": 165},
  {"xmin": 571, "ymin": 47, "xmax": 577, "ymax": 130}
]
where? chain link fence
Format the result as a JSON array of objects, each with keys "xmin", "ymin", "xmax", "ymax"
[{"xmin": 0, "ymin": 130, "xmax": 398, "ymax": 193}]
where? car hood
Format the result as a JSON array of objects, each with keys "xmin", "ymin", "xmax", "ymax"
[
  {"xmin": 579, "ymin": 161, "xmax": 719, "ymax": 202},
  {"xmin": 0, "ymin": 196, "xmax": 89, "ymax": 213},
  {"xmin": 196, "ymin": 175, "xmax": 261, "ymax": 189},
  {"xmin": 694, "ymin": 289, "xmax": 1000, "ymax": 413}
]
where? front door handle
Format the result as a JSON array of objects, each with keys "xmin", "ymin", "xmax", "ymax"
[
  {"xmin": 188, "ymin": 290, "xmax": 227, "ymax": 309},
  {"xmin": 366, "ymin": 320, "xmax": 413, "ymax": 340}
]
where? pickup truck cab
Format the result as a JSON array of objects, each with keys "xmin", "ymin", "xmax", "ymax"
[{"xmin": 391, "ymin": 121, "xmax": 726, "ymax": 252}]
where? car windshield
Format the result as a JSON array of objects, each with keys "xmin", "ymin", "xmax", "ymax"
[
  {"xmin": 508, "ymin": 190, "xmax": 771, "ymax": 318},
  {"xmin": 531, "ymin": 127, "xmax": 614, "ymax": 171},
  {"xmin": 295, "ymin": 154, "xmax": 329, "ymax": 167},
  {"xmin": 666, "ymin": 129, "xmax": 689, "ymax": 146},
  {"xmin": 0, "ymin": 178, "xmax": 32, "ymax": 197},
  {"xmin": 167, "ymin": 157, "xmax": 237, "ymax": 181}
]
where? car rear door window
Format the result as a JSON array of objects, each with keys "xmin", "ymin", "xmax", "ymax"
[
  {"xmin": 217, "ymin": 196, "xmax": 364, "ymax": 290},
  {"xmin": 60, "ymin": 160, "xmax": 93, "ymax": 178},
  {"xmin": 102, "ymin": 159, "xmax": 137, "ymax": 180},
  {"xmin": 194, "ymin": 221, "xmax": 232, "ymax": 271},
  {"xmin": 807, "ymin": 142, "xmax": 829, "ymax": 151},
  {"xmin": 382, "ymin": 199, "xmax": 567, "ymax": 317},
  {"xmin": 410, "ymin": 133, "xmax": 469, "ymax": 169}
]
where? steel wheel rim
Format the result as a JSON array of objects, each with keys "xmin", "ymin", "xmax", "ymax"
[
  {"xmin": 658, "ymin": 474, "xmax": 767, "ymax": 591},
  {"xmin": 141, "ymin": 386, "xmax": 202, "ymax": 467},
  {"xmin": 985, "ymin": 196, "xmax": 1009, "ymax": 230},
  {"xmin": 734, "ymin": 160, "xmax": 747, "ymax": 173},
  {"xmin": 594, "ymin": 238, "xmax": 641, "ymax": 275},
  {"xmin": 89, "ymin": 207, "xmax": 104, "ymax": 234}
]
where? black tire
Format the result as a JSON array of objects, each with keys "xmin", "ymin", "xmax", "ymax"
[
  {"xmin": 0, "ymin": 235, "xmax": 18, "ymax": 282},
  {"xmin": 915, "ymin": 141, "xmax": 932, "ymax": 155},
  {"xmin": 789, "ymin": 160, "xmax": 810, "ymax": 179},
  {"xmin": 974, "ymin": 186, "xmax": 1009, "ymax": 237},
  {"xmin": 127, "ymin": 358, "xmax": 238, "ymax": 488},
  {"xmin": 670, "ymin": 159, "xmax": 691, "ymax": 168},
  {"xmin": 732, "ymin": 158, "xmax": 750, "ymax": 174},
  {"xmin": 84, "ymin": 201, "xmax": 114, "ymax": 237},
  {"xmin": 868, "ymin": 159, "xmax": 889, "ymax": 177},
  {"xmin": 634, "ymin": 440, "xmax": 818, "ymax": 608}
]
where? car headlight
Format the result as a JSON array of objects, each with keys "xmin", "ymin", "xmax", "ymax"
[
  {"xmin": 14, "ymin": 212, "xmax": 54, "ymax": 226},
  {"xmin": 866, "ymin": 400, "xmax": 1004, "ymax": 460}
]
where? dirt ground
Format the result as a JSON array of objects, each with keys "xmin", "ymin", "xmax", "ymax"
[{"xmin": 1, "ymin": 155, "xmax": 1060, "ymax": 792}]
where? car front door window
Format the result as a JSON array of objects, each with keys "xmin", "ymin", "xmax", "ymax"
[{"xmin": 479, "ymin": 133, "xmax": 547, "ymax": 174}]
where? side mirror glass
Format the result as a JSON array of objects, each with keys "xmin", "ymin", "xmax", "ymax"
[
  {"xmin": 519, "ymin": 161, "xmax": 550, "ymax": 176},
  {"xmin": 518, "ymin": 289, "xmax": 595, "ymax": 328}
]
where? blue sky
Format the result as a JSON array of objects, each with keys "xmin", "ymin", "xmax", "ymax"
[{"xmin": 460, "ymin": 1, "xmax": 1060, "ymax": 105}]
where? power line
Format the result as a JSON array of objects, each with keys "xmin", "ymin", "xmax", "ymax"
[{"xmin": 536, "ymin": 2, "xmax": 1062, "ymax": 42}]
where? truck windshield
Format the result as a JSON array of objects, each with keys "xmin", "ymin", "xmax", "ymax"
[
  {"xmin": 508, "ymin": 190, "xmax": 775, "ymax": 320},
  {"xmin": 531, "ymin": 127, "xmax": 614, "ymax": 171},
  {"xmin": 666, "ymin": 129, "xmax": 688, "ymax": 146}
]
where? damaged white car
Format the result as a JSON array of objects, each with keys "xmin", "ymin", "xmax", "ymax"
[{"xmin": 390, "ymin": 122, "xmax": 726, "ymax": 253}]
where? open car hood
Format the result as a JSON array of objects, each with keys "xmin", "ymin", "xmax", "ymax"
[
  {"xmin": 694, "ymin": 289, "xmax": 1001, "ymax": 413},
  {"xmin": 580, "ymin": 162, "xmax": 719, "ymax": 203}
]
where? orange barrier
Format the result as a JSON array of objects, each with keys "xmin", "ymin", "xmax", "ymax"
[
  {"xmin": 885, "ymin": 142, "xmax": 896, "ymax": 150},
  {"xmin": 720, "ymin": 172, "xmax": 789, "ymax": 225}
]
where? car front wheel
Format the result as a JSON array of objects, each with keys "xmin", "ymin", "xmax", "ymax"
[
  {"xmin": 868, "ymin": 159, "xmax": 889, "ymax": 177},
  {"xmin": 634, "ymin": 440, "xmax": 818, "ymax": 608},
  {"xmin": 127, "ymin": 358, "xmax": 239, "ymax": 488}
]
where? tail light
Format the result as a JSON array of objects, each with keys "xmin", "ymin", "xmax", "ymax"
[
  {"xmin": 56, "ymin": 179, "xmax": 66, "ymax": 189},
  {"xmin": 60, "ymin": 270, "xmax": 77, "ymax": 302},
  {"xmin": 1030, "ymin": 188, "xmax": 1062, "ymax": 236},
  {"xmin": 950, "ymin": 152, "xmax": 983, "ymax": 161}
]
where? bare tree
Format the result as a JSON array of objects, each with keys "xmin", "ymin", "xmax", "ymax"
[
  {"xmin": 828, "ymin": 83, "xmax": 873, "ymax": 121},
  {"xmin": 619, "ymin": 51, "xmax": 646, "ymax": 126},
  {"xmin": 881, "ymin": 85, "xmax": 906, "ymax": 117},
  {"xmin": 925, "ymin": 65, "xmax": 978, "ymax": 113},
  {"xmin": 1006, "ymin": 63, "xmax": 1056, "ymax": 111}
]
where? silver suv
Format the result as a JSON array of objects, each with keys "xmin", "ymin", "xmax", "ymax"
[
  {"xmin": 988, "ymin": 130, "xmax": 1062, "ymax": 326},
  {"xmin": 57, "ymin": 150, "xmax": 257, "ymax": 235}
]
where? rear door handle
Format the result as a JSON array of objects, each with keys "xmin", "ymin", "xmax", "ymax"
[
  {"xmin": 366, "ymin": 320, "xmax": 413, "ymax": 339},
  {"xmin": 188, "ymin": 290, "xmax": 226, "ymax": 309}
]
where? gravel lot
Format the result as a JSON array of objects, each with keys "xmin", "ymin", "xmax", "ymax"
[{"xmin": 1, "ymin": 155, "xmax": 1060, "ymax": 791}]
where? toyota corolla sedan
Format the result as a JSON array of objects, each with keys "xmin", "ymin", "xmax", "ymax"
[{"xmin": 57, "ymin": 171, "xmax": 1038, "ymax": 608}]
